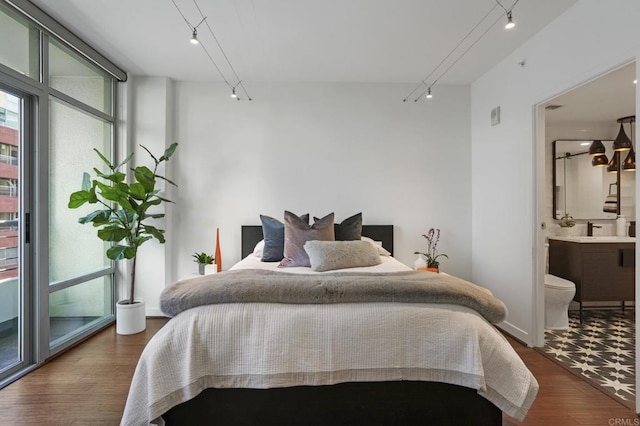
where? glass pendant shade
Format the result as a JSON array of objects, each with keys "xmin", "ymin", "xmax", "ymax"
[
  {"xmin": 592, "ymin": 154, "xmax": 608, "ymax": 167},
  {"xmin": 613, "ymin": 123, "xmax": 632, "ymax": 151},
  {"xmin": 588, "ymin": 140, "xmax": 606, "ymax": 156},
  {"xmin": 607, "ymin": 152, "xmax": 619, "ymax": 173},
  {"xmin": 623, "ymin": 149, "xmax": 636, "ymax": 171}
]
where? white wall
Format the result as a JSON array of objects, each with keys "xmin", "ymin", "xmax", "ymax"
[
  {"xmin": 471, "ymin": 0, "xmax": 640, "ymax": 345},
  {"xmin": 123, "ymin": 81, "xmax": 473, "ymax": 315},
  {"xmin": 128, "ymin": 76, "xmax": 175, "ymax": 316}
]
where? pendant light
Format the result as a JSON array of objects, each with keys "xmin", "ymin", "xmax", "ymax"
[
  {"xmin": 588, "ymin": 140, "xmax": 606, "ymax": 156},
  {"xmin": 592, "ymin": 155, "xmax": 608, "ymax": 167},
  {"xmin": 623, "ymin": 149, "xmax": 636, "ymax": 171},
  {"xmin": 613, "ymin": 122, "xmax": 632, "ymax": 151}
]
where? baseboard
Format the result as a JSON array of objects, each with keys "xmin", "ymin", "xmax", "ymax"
[
  {"xmin": 145, "ymin": 306, "xmax": 168, "ymax": 317},
  {"xmin": 497, "ymin": 321, "xmax": 531, "ymax": 346}
]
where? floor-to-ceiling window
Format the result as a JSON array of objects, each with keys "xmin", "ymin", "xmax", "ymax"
[{"xmin": 0, "ymin": 0, "xmax": 126, "ymax": 386}]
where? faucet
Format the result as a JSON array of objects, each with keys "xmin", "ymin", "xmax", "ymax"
[{"xmin": 587, "ymin": 221, "xmax": 602, "ymax": 236}]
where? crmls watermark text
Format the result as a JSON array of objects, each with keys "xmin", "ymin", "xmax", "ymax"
[{"xmin": 609, "ymin": 418, "xmax": 640, "ymax": 426}]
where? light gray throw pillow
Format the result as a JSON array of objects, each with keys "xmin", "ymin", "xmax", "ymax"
[{"xmin": 304, "ymin": 240, "xmax": 382, "ymax": 272}]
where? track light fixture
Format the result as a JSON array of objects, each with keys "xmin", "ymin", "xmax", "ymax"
[
  {"xmin": 188, "ymin": 16, "xmax": 207, "ymax": 45},
  {"xmin": 404, "ymin": 0, "xmax": 520, "ymax": 102},
  {"xmin": 426, "ymin": 88, "xmax": 433, "ymax": 99},
  {"xmin": 505, "ymin": 10, "xmax": 515, "ymax": 29},
  {"xmin": 171, "ymin": 0, "xmax": 253, "ymax": 100}
]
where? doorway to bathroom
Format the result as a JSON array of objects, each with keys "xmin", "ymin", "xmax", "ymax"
[{"xmin": 538, "ymin": 61, "xmax": 637, "ymax": 408}]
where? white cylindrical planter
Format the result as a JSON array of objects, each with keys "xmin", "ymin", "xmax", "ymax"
[
  {"xmin": 116, "ymin": 299, "xmax": 146, "ymax": 335},
  {"xmin": 204, "ymin": 264, "xmax": 217, "ymax": 275}
]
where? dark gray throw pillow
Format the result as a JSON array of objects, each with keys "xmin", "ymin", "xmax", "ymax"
[
  {"xmin": 314, "ymin": 212, "xmax": 362, "ymax": 241},
  {"xmin": 280, "ymin": 212, "xmax": 335, "ymax": 267},
  {"xmin": 260, "ymin": 213, "xmax": 309, "ymax": 262}
]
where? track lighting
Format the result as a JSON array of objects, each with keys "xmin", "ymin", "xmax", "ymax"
[
  {"xmin": 505, "ymin": 11, "xmax": 515, "ymax": 29},
  {"xmin": 426, "ymin": 88, "xmax": 433, "ymax": 99},
  {"xmin": 172, "ymin": 0, "xmax": 253, "ymax": 100}
]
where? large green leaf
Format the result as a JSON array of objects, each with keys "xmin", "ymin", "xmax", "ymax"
[
  {"xmin": 81, "ymin": 172, "xmax": 91, "ymax": 191},
  {"xmin": 94, "ymin": 169, "xmax": 126, "ymax": 184},
  {"xmin": 97, "ymin": 225, "xmax": 129, "ymax": 242},
  {"xmin": 143, "ymin": 225, "xmax": 165, "ymax": 243},
  {"xmin": 156, "ymin": 174, "xmax": 178, "ymax": 187},
  {"xmin": 93, "ymin": 148, "xmax": 114, "ymax": 170},
  {"xmin": 159, "ymin": 142, "xmax": 178, "ymax": 161},
  {"xmin": 133, "ymin": 235, "xmax": 153, "ymax": 246},
  {"xmin": 68, "ymin": 190, "xmax": 91, "ymax": 208},
  {"xmin": 129, "ymin": 182, "xmax": 146, "ymax": 200},
  {"xmin": 134, "ymin": 166, "xmax": 155, "ymax": 192},
  {"xmin": 114, "ymin": 152, "xmax": 134, "ymax": 171},
  {"xmin": 78, "ymin": 209, "xmax": 110, "ymax": 225},
  {"xmin": 107, "ymin": 245, "xmax": 137, "ymax": 261}
]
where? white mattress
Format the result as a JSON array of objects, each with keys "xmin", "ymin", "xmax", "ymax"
[{"xmin": 230, "ymin": 252, "xmax": 413, "ymax": 274}]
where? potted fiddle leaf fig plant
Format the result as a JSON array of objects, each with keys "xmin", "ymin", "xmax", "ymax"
[{"xmin": 68, "ymin": 142, "xmax": 178, "ymax": 334}]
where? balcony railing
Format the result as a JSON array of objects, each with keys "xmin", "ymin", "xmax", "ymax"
[
  {"xmin": 0, "ymin": 154, "xmax": 17, "ymax": 166},
  {"xmin": 0, "ymin": 185, "xmax": 17, "ymax": 197}
]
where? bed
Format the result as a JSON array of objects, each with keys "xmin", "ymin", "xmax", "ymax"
[{"xmin": 121, "ymin": 224, "xmax": 538, "ymax": 425}]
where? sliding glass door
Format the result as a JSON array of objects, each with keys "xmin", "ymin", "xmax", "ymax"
[
  {"xmin": 0, "ymin": 88, "xmax": 29, "ymax": 380},
  {"xmin": 0, "ymin": 1, "xmax": 122, "ymax": 386}
]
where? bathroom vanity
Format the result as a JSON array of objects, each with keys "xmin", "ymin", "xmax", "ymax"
[{"xmin": 548, "ymin": 236, "xmax": 635, "ymax": 319}]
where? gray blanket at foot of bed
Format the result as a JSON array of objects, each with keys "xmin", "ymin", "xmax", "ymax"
[{"xmin": 160, "ymin": 269, "xmax": 507, "ymax": 323}]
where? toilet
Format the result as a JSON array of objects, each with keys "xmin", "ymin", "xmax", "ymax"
[{"xmin": 544, "ymin": 243, "xmax": 576, "ymax": 330}]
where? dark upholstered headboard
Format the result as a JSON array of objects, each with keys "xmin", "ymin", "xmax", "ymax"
[{"xmin": 241, "ymin": 225, "xmax": 394, "ymax": 259}]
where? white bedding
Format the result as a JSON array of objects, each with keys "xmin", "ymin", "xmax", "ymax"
[
  {"xmin": 230, "ymin": 252, "xmax": 413, "ymax": 274},
  {"xmin": 121, "ymin": 256, "xmax": 538, "ymax": 425}
]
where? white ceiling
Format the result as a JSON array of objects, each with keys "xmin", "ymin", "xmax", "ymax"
[
  {"xmin": 545, "ymin": 62, "xmax": 637, "ymax": 124},
  {"xmin": 28, "ymin": 0, "xmax": 578, "ymax": 85}
]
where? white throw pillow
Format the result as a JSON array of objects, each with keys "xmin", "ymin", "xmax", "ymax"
[
  {"xmin": 361, "ymin": 236, "xmax": 391, "ymax": 256},
  {"xmin": 252, "ymin": 240, "xmax": 265, "ymax": 257}
]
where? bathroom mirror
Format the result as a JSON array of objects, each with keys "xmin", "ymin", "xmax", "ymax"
[{"xmin": 553, "ymin": 140, "xmax": 618, "ymax": 220}]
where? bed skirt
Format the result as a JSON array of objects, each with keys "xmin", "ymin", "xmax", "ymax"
[{"xmin": 162, "ymin": 380, "xmax": 502, "ymax": 425}]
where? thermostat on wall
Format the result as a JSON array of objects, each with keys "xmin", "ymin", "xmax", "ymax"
[{"xmin": 491, "ymin": 106, "xmax": 500, "ymax": 126}]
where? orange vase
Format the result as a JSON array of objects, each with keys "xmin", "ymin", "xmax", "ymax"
[{"xmin": 215, "ymin": 228, "xmax": 222, "ymax": 272}]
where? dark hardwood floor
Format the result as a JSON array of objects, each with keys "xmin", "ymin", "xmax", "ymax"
[{"xmin": 0, "ymin": 318, "xmax": 636, "ymax": 425}]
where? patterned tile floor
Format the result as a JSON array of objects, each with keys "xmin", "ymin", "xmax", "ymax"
[{"xmin": 542, "ymin": 308, "xmax": 635, "ymax": 407}]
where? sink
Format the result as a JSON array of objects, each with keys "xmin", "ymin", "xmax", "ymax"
[{"xmin": 550, "ymin": 236, "xmax": 636, "ymax": 243}]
